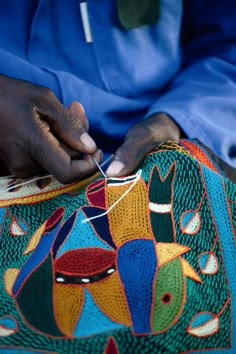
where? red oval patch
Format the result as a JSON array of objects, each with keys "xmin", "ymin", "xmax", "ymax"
[{"xmin": 55, "ymin": 248, "xmax": 116, "ymax": 276}]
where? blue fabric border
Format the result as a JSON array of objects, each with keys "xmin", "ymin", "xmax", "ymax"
[{"xmin": 191, "ymin": 166, "xmax": 236, "ymax": 353}]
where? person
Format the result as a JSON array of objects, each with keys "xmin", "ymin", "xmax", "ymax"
[
  {"xmin": 0, "ymin": 4, "xmax": 235, "ymax": 353},
  {"xmin": 0, "ymin": 0, "xmax": 235, "ymax": 184}
]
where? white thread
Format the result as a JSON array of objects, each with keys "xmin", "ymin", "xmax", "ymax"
[
  {"xmin": 0, "ymin": 155, "xmax": 114, "ymax": 195},
  {"xmin": 92, "ymin": 156, "xmax": 107, "ymax": 180},
  {"xmin": 0, "ymin": 175, "xmax": 15, "ymax": 179},
  {"xmin": 0, "ymin": 174, "xmax": 52, "ymax": 194},
  {"xmin": 81, "ymin": 169, "xmax": 142, "ymax": 224}
]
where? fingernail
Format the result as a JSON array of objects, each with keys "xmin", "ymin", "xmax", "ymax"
[
  {"xmin": 79, "ymin": 103, "xmax": 85, "ymax": 114},
  {"xmin": 80, "ymin": 133, "xmax": 96, "ymax": 150},
  {"xmin": 106, "ymin": 161, "xmax": 125, "ymax": 177}
]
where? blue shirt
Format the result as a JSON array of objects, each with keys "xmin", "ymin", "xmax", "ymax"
[{"xmin": 0, "ymin": 0, "xmax": 235, "ymax": 166}]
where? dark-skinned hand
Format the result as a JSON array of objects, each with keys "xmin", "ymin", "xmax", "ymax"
[
  {"xmin": 0, "ymin": 75, "xmax": 102, "ymax": 184},
  {"xmin": 105, "ymin": 114, "xmax": 236, "ymax": 183},
  {"xmin": 106, "ymin": 113, "xmax": 181, "ymax": 177}
]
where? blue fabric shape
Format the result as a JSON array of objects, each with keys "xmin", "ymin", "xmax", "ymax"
[
  {"xmin": 73, "ymin": 289, "xmax": 124, "ymax": 337},
  {"xmin": 0, "ymin": 208, "xmax": 5, "ymax": 227},
  {"xmin": 117, "ymin": 239, "xmax": 157, "ymax": 334},
  {"xmin": 190, "ymin": 313, "xmax": 213, "ymax": 328},
  {"xmin": 15, "ymin": 220, "xmax": 28, "ymax": 234},
  {"xmin": 56, "ymin": 210, "xmax": 112, "ymax": 259},
  {"xmin": 52, "ymin": 211, "xmax": 76, "ymax": 258},
  {"xmin": 181, "ymin": 211, "xmax": 195, "ymax": 228},
  {"xmin": 199, "ymin": 253, "xmax": 209, "ymax": 270},
  {"xmin": 202, "ymin": 166, "xmax": 236, "ymax": 352},
  {"xmin": 12, "ymin": 222, "xmax": 61, "ymax": 295},
  {"xmin": 0, "ymin": 316, "xmax": 17, "ymax": 329},
  {"xmin": 82, "ymin": 206, "xmax": 116, "ymax": 249}
]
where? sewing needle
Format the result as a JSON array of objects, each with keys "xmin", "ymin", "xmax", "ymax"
[{"xmin": 92, "ymin": 156, "xmax": 108, "ymax": 180}]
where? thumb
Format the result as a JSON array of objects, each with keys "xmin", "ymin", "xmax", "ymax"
[
  {"xmin": 105, "ymin": 136, "xmax": 150, "ymax": 178},
  {"xmin": 105, "ymin": 114, "xmax": 181, "ymax": 177}
]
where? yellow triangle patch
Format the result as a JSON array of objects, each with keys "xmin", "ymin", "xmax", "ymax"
[
  {"xmin": 156, "ymin": 242, "xmax": 190, "ymax": 267},
  {"xmin": 23, "ymin": 221, "xmax": 46, "ymax": 255},
  {"xmin": 181, "ymin": 257, "xmax": 202, "ymax": 283},
  {"xmin": 3, "ymin": 268, "xmax": 19, "ymax": 295}
]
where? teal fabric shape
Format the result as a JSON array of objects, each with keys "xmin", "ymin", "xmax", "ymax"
[{"xmin": 56, "ymin": 210, "xmax": 112, "ymax": 258}]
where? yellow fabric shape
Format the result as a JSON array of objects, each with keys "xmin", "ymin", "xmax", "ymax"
[
  {"xmin": 89, "ymin": 272, "xmax": 131, "ymax": 326},
  {"xmin": 106, "ymin": 179, "xmax": 152, "ymax": 246},
  {"xmin": 53, "ymin": 284, "xmax": 84, "ymax": 337}
]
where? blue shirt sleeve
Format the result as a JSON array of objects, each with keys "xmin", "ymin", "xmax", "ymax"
[
  {"xmin": 0, "ymin": 48, "xmax": 61, "ymax": 100},
  {"xmin": 146, "ymin": 1, "xmax": 236, "ymax": 168}
]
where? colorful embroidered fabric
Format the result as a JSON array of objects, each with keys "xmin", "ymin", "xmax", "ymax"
[{"xmin": 0, "ymin": 140, "xmax": 235, "ymax": 354}]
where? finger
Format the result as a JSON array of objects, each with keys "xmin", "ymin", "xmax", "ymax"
[
  {"xmin": 11, "ymin": 164, "xmax": 45, "ymax": 178},
  {"xmin": 1, "ymin": 146, "xmax": 45, "ymax": 178},
  {"xmin": 60, "ymin": 142, "xmax": 83, "ymax": 160},
  {"xmin": 35, "ymin": 89, "xmax": 97, "ymax": 153},
  {"xmin": 68, "ymin": 101, "xmax": 89, "ymax": 131},
  {"xmin": 58, "ymin": 102, "xmax": 89, "ymax": 160},
  {"xmin": 29, "ymin": 128, "xmax": 102, "ymax": 184},
  {"xmin": 106, "ymin": 115, "xmax": 181, "ymax": 177},
  {"xmin": 106, "ymin": 133, "xmax": 158, "ymax": 177}
]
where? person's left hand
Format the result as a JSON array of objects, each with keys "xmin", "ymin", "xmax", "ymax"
[{"xmin": 106, "ymin": 113, "xmax": 182, "ymax": 177}]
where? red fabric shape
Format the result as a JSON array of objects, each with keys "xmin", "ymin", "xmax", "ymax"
[
  {"xmin": 181, "ymin": 141, "xmax": 219, "ymax": 173},
  {"xmin": 104, "ymin": 337, "xmax": 119, "ymax": 354},
  {"xmin": 45, "ymin": 207, "xmax": 64, "ymax": 232},
  {"xmin": 86, "ymin": 179, "xmax": 106, "ymax": 208},
  {"xmin": 55, "ymin": 248, "xmax": 116, "ymax": 276}
]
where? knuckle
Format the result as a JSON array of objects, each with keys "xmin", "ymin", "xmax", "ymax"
[
  {"xmin": 37, "ymin": 86, "xmax": 55, "ymax": 102},
  {"xmin": 144, "ymin": 125, "xmax": 160, "ymax": 143},
  {"xmin": 127, "ymin": 123, "xmax": 157, "ymax": 145},
  {"xmin": 63, "ymin": 112, "xmax": 82, "ymax": 131}
]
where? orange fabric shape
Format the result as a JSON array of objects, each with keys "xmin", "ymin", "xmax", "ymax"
[{"xmin": 181, "ymin": 141, "xmax": 219, "ymax": 173}]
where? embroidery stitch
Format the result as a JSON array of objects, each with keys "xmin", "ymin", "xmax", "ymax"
[{"xmin": 0, "ymin": 141, "xmax": 234, "ymax": 353}]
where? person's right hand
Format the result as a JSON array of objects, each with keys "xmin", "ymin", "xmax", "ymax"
[{"xmin": 0, "ymin": 75, "xmax": 102, "ymax": 183}]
